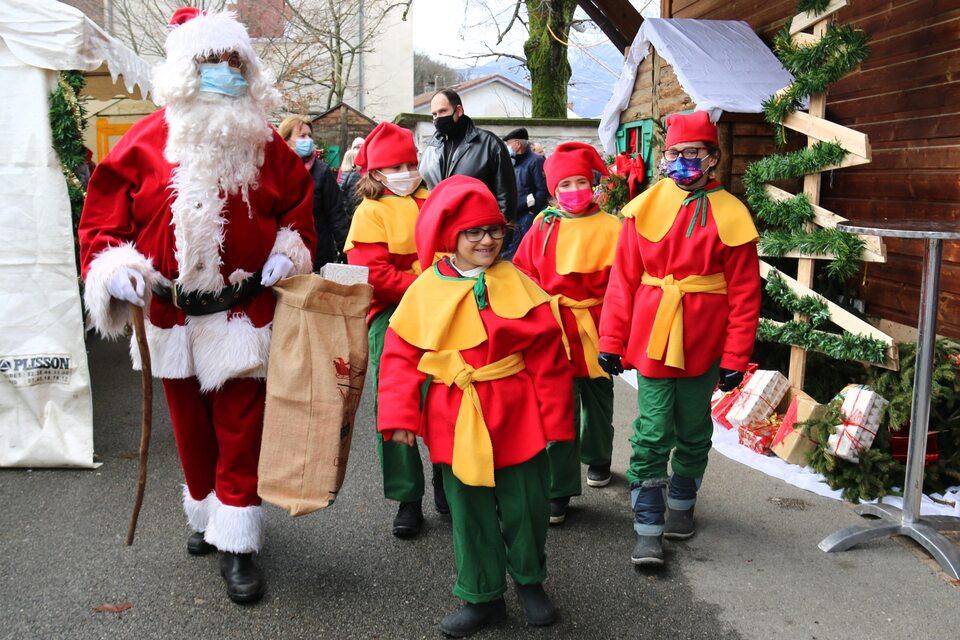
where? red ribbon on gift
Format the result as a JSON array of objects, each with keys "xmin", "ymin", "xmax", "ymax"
[
  {"xmin": 614, "ymin": 153, "xmax": 646, "ymax": 199},
  {"xmin": 832, "ymin": 385, "xmax": 880, "ymax": 457}
]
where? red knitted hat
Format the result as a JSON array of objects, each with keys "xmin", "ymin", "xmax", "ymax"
[
  {"xmin": 543, "ymin": 142, "xmax": 609, "ymax": 196},
  {"xmin": 415, "ymin": 175, "xmax": 506, "ymax": 271},
  {"xmin": 664, "ymin": 111, "xmax": 718, "ymax": 148},
  {"xmin": 354, "ymin": 122, "xmax": 419, "ymax": 173}
]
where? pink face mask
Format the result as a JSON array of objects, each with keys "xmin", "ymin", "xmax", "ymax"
[{"xmin": 557, "ymin": 187, "xmax": 594, "ymax": 214}]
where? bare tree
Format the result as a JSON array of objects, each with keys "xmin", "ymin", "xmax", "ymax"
[{"xmin": 414, "ymin": 53, "xmax": 464, "ymax": 96}]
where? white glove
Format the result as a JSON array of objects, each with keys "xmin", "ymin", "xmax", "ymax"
[
  {"xmin": 107, "ymin": 268, "xmax": 146, "ymax": 307},
  {"xmin": 261, "ymin": 254, "xmax": 295, "ymax": 287},
  {"xmin": 526, "ymin": 193, "xmax": 536, "ymax": 208}
]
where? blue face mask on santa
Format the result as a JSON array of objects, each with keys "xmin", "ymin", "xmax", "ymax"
[{"xmin": 199, "ymin": 62, "xmax": 249, "ymax": 98}]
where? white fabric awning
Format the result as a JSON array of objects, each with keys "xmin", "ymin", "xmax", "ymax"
[
  {"xmin": 599, "ymin": 18, "xmax": 795, "ymax": 154},
  {"xmin": 0, "ymin": 0, "xmax": 152, "ymax": 98}
]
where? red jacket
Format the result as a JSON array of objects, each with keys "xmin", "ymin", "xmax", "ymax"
[
  {"xmin": 77, "ymin": 108, "xmax": 316, "ymax": 391},
  {"xmin": 512, "ymin": 207, "xmax": 619, "ymax": 378},
  {"xmin": 377, "ymin": 259, "xmax": 574, "ymax": 469},
  {"xmin": 599, "ymin": 181, "xmax": 760, "ymax": 378}
]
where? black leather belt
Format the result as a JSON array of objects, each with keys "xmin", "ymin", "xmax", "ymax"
[{"xmin": 153, "ymin": 272, "xmax": 264, "ymax": 316}]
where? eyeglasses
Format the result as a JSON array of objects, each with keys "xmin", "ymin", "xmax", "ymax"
[
  {"xmin": 462, "ymin": 226, "xmax": 506, "ymax": 242},
  {"xmin": 663, "ymin": 147, "xmax": 710, "ymax": 161},
  {"xmin": 200, "ymin": 51, "xmax": 244, "ymax": 71}
]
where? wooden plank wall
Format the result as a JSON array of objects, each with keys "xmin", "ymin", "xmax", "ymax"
[{"xmin": 664, "ymin": 0, "xmax": 960, "ymax": 337}]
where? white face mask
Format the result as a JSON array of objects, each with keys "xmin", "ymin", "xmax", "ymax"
[{"xmin": 378, "ymin": 170, "xmax": 422, "ymax": 196}]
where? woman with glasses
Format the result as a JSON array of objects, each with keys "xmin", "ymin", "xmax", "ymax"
[
  {"xmin": 512, "ymin": 142, "xmax": 622, "ymax": 527},
  {"xmin": 343, "ymin": 121, "xmax": 437, "ymax": 539},
  {"xmin": 377, "ymin": 176, "xmax": 573, "ymax": 637},
  {"xmin": 598, "ymin": 111, "xmax": 761, "ymax": 567}
]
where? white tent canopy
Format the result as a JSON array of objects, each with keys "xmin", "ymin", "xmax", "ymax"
[
  {"xmin": 0, "ymin": 0, "xmax": 152, "ymax": 467},
  {"xmin": 598, "ymin": 18, "xmax": 795, "ymax": 154}
]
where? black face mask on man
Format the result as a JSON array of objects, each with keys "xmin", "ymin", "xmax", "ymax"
[{"xmin": 434, "ymin": 112, "xmax": 463, "ymax": 138}]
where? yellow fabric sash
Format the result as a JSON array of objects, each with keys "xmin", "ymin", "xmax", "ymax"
[
  {"xmin": 536, "ymin": 210, "xmax": 621, "ymax": 275},
  {"xmin": 549, "ymin": 295, "xmax": 608, "ymax": 379},
  {"xmin": 418, "ymin": 351, "xmax": 525, "ymax": 487},
  {"xmin": 343, "ymin": 186, "xmax": 429, "ymax": 254},
  {"xmin": 621, "ymin": 179, "xmax": 758, "ymax": 247},
  {"xmin": 389, "ymin": 261, "xmax": 551, "ymax": 352},
  {"xmin": 641, "ymin": 272, "xmax": 727, "ymax": 370}
]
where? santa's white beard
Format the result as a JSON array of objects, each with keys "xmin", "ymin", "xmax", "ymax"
[{"xmin": 164, "ymin": 93, "xmax": 273, "ymax": 198}]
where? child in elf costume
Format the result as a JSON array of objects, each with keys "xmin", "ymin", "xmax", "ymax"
[
  {"xmin": 513, "ymin": 142, "xmax": 622, "ymax": 525},
  {"xmin": 344, "ymin": 121, "xmax": 442, "ymax": 539},
  {"xmin": 598, "ymin": 111, "xmax": 761, "ymax": 566},
  {"xmin": 378, "ymin": 175, "xmax": 573, "ymax": 637}
]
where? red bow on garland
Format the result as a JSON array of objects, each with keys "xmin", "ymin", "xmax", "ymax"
[{"xmin": 614, "ymin": 153, "xmax": 646, "ymax": 199}]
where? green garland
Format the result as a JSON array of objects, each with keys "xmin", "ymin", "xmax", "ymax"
[
  {"xmin": 757, "ymin": 319, "xmax": 888, "ymax": 365},
  {"xmin": 49, "ymin": 70, "xmax": 88, "ymax": 235},
  {"xmin": 763, "ymin": 270, "xmax": 831, "ymax": 327},
  {"xmin": 796, "ymin": 0, "xmax": 830, "ymax": 13},
  {"xmin": 764, "ymin": 24, "xmax": 870, "ymax": 145},
  {"xmin": 802, "ymin": 399, "xmax": 904, "ymax": 502},
  {"xmin": 759, "ymin": 229, "xmax": 865, "ymax": 280}
]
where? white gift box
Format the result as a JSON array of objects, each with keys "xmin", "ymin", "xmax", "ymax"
[{"xmin": 725, "ymin": 369, "xmax": 789, "ymax": 429}]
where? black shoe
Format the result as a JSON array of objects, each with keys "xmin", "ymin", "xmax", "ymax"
[
  {"xmin": 187, "ymin": 531, "xmax": 216, "ymax": 556},
  {"xmin": 549, "ymin": 497, "xmax": 569, "ymax": 525},
  {"xmin": 439, "ymin": 598, "xmax": 507, "ymax": 637},
  {"xmin": 392, "ymin": 500, "xmax": 423, "ymax": 539},
  {"xmin": 515, "ymin": 583, "xmax": 558, "ymax": 627},
  {"xmin": 586, "ymin": 464, "xmax": 612, "ymax": 487},
  {"xmin": 663, "ymin": 507, "xmax": 696, "ymax": 540},
  {"xmin": 433, "ymin": 467, "xmax": 450, "ymax": 516},
  {"xmin": 630, "ymin": 534, "xmax": 664, "ymax": 567},
  {"xmin": 219, "ymin": 552, "xmax": 265, "ymax": 604}
]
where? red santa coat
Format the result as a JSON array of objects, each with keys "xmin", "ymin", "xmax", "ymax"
[
  {"xmin": 78, "ymin": 108, "xmax": 316, "ymax": 392},
  {"xmin": 512, "ymin": 206, "xmax": 621, "ymax": 379},
  {"xmin": 377, "ymin": 259, "xmax": 574, "ymax": 470},
  {"xmin": 599, "ymin": 179, "xmax": 761, "ymax": 378}
]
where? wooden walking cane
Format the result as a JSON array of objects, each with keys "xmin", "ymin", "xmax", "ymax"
[{"xmin": 126, "ymin": 302, "xmax": 153, "ymax": 545}]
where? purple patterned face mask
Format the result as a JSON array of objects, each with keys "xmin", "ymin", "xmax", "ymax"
[{"xmin": 659, "ymin": 156, "xmax": 705, "ymax": 186}]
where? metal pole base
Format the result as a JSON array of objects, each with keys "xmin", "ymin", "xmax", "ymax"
[{"xmin": 819, "ymin": 504, "xmax": 960, "ymax": 580}]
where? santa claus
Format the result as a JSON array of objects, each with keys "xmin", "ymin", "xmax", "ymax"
[{"xmin": 78, "ymin": 8, "xmax": 315, "ymax": 604}]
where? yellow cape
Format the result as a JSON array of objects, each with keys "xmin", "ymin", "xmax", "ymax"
[
  {"xmin": 535, "ymin": 210, "xmax": 622, "ymax": 275},
  {"xmin": 343, "ymin": 186, "xmax": 430, "ymax": 254},
  {"xmin": 620, "ymin": 178, "xmax": 758, "ymax": 247},
  {"xmin": 389, "ymin": 260, "xmax": 551, "ymax": 352}
]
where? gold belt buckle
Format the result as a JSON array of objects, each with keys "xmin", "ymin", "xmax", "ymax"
[{"xmin": 171, "ymin": 285, "xmax": 181, "ymax": 310}]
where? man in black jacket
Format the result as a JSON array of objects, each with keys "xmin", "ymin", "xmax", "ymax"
[
  {"xmin": 501, "ymin": 128, "xmax": 549, "ymax": 259},
  {"xmin": 418, "ymin": 89, "xmax": 518, "ymax": 224}
]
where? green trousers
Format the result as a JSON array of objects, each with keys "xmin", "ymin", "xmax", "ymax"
[
  {"xmin": 369, "ymin": 307, "xmax": 425, "ymax": 503},
  {"xmin": 547, "ymin": 376, "xmax": 615, "ymax": 499},
  {"xmin": 442, "ymin": 452, "xmax": 550, "ymax": 603},
  {"xmin": 626, "ymin": 363, "xmax": 720, "ymax": 485}
]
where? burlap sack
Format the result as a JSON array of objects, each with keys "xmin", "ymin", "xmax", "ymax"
[{"xmin": 258, "ymin": 274, "xmax": 372, "ymax": 516}]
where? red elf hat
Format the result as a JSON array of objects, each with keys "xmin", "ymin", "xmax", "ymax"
[
  {"xmin": 543, "ymin": 142, "xmax": 609, "ymax": 196},
  {"xmin": 354, "ymin": 122, "xmax": 419, "ymax": 174},
  {"xmin": 415, "ymin": 175, "xmax": 506, "ymax": 272},
  {"xmin": 664, "ymin": 111, "xmax": 718, "ymax": 148}
]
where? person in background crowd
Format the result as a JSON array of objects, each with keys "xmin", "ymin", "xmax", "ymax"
[
  {"xmin": 338, "ymin": 136, "xmax": 365, "ymax": 224},
  {"xmin": 418, "ymin": 89, "xmax": 517, "ymax": 224},
  {"xmin": 598, "ymin": 111, "xmax": 761, "ymax": 567},
  {"xmin": 77, "ymin": 7, "xmax": 316, "ymax": 604},
  {"xmin": 513, "ymin": 142, "xmax": 621, "ymax": 526},
  {"xmin": 343, "ymin": 121, "xmax": 445, "ymax": 539},
  {"xmin": 378, "ymin": 175, "xmax": 573, "ymax": 637},
  {"xmin": 530, "ymin": 142, "xmax": 546, "ymax": 158},
  {"xmin": 500, "ymin": 128, "xmax": 548, "ymax": 260},
  {"xmin": 279, "ymin": 115, "xmax": 349, "ymax": 268}
]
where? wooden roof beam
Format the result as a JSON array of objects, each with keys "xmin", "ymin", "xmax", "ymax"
[{"xmin": 577, "ymin": 0, "xmax": 643, "ymax": 52}]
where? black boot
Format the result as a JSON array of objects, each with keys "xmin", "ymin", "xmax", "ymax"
[
  {"xmin": 549, "ymin": 497, "xmax": 569, "ymax": 525},
  {"xmin": 433, "ymin": 466, "xmax": 450, "ymax": 516},
  {"xmin": 219, "ymin": 552, "xmax": 265, "ymax": 604},
  {"xmin": 439, "ymin": 598, "xmax": 506, "ymax": 637},
  {"xmin": 630, "ymin": 535, "xmax": 664, "ymax": 566},
  {"xmin": 663, "ymin": 507, "xmax": 696, "ymax": 540},
  {"xmin": 187, "ymin": 531, "xmax": 215, "ymax": 556},
  {"xmin": 515, "ymin": 583, "xmax": 558, "ymax": 627},
  {"xmin": 586, "ymin": 463, "xmax": 612, "ymax": 487},
  {"xmin": 392, "ymin": 500, "xmax": 423, "ymax": 539}
]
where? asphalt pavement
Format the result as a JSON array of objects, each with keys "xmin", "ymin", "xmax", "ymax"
[{"xmin": 0, "ymin": 336, "xmax": 957, "ymax": 639}]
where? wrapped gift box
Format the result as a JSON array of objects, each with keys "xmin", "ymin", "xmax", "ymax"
[
  {"xmin": 826, "ymin": 385, "xmax": 889, "ymax": 463},
  {"xmin": 710, "ymin": 364, "xmax": 758, "ymax": 430},
  {"xmin": 771, "ymin": 388, "xmax": 823, "ymax": 466},
  {"xmin": 726, "ymin": 369, "xmax": 789, "ymax": 429},
  {"xmin": 738, "ymin": 417, "xmax": 781, "ymax": 455}
]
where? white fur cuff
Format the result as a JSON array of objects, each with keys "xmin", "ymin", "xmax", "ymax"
[
  {"xmin": 182, "ymin": 486, "xmax": 217, "ymax": 532},
  {"xmin": 270, "ymin": 226, "xmax": 312, "ymax": 275},
  {"xmin": 83, "ymin": 242, "xmax": 154, "ymax": 339},
  {"xmin": 204, "ymin": 502, "xmax": 263, "ymax": 553}
]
